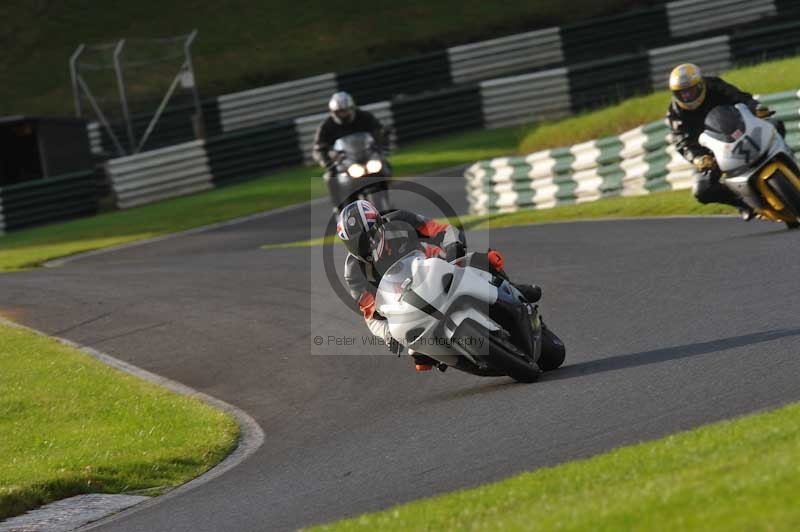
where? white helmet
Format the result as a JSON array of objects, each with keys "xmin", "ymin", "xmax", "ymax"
[{"xmin": 329, "ymin": 91, "xmax": 356, "ymax": 125}]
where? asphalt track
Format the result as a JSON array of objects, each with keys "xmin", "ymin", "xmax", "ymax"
[{"xmin": 1, "ymin": 171, "xmax": 799, "ymax": 531}]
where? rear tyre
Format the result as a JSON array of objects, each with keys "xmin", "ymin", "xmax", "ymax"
[
  {"xmin": 786, "ymin": 220, "xmax": 800, "ymax": 229},
  {"xmin": 538, "ymin": 324, "xmax": 566, "ymax": 371},
  {"xmin": 454, "ymin": 319, "xmax": 541, "ymax": 383}
]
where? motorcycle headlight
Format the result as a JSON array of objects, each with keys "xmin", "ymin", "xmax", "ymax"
[
  {"xmin": 348, "ymin": 164, "xmax": 366, "ymax": 178},
  {"xmin": 366, "ymin": 159, "xmax": 383, "ymax": 174}
]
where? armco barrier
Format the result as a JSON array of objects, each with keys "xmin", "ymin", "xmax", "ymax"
[
  {"xmin": 568, "ymin": 52, "xmax": 651, "ymax": 112},
  {"xmin": 730, "ymin": 19, "xmax": 800, "ymax": 63},
  {"xmin": 93, "ymin": 99, "xmax": 222, "ymax": 158},
  {"xmin": 465, "ymin": 89, "xmax": 800, "ymax": 215},
  {"xmin": 648, "ymin": 36, "xmax": 732, "ymax": 90},
  {"xmin": 105, "ymin": 140, "xmax": 213, "ymax": 209},
  {"xmin": 217, "ymin": 73, "xmax": 337, "ymax": 135},
  {"xmin": 560, "ymin": 7, "xmax": 670, "ymax": 64},
  {"xmin": 666, "ymin": 0, "xmax": 776, "ymax": 38},
  {"xmin": 336, "ymin": 51, "xmax": 453, "ymax": 105},
  {"xmin": 447, "ymin": 28, "xmax": 563, "ymax": 85},
  {"xmin": 0, "ymin": 170, "xmax": 97, "ymax": 231},
  {"xmin": 479, "ymin": 68, "xmax": 571, "ymax": 129},
  {"xmin": 392, "ymin": 85, "xmax": 483, "ymax": 143},
  {"xmin": 205, "ymin": 121, "xmax": 302, "ymax": 187}
]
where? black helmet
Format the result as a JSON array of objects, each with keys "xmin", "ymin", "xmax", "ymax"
[
  {"xmin": 329, "ymin": 91, "xmax": 356, "ymax": 125},
  {"xmin": 337, "ymin": 200, "xmax": 382, "ymax": 262}
]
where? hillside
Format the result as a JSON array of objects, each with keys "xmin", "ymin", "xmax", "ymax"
[{"xmin": 0, "ymin": 0, "xmax": 664, "ymax": 116}]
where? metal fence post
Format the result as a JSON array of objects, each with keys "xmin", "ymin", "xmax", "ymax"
[
  {"xmin": 184, "ymin": 30, "xmax": 205, "ymax": 139},
  {"xmin": 69, "ymin": 44, "xmax": 86, "ymax": 118},
  {"xmin": 113, "ymin": 39, "xmax": 136, "ymax": 153}
]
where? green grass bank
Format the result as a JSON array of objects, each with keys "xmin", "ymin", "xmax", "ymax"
[
  {"xmin": 310, "ymin": 401, "xmax": 800, "ymax": 531},
  {"xmin": 0, "ymin": 321, "xmax": 239, "ymax": 519},
  {"xmin": 1, "ymin": 0, "xmax": 656, "ymax": 115}
]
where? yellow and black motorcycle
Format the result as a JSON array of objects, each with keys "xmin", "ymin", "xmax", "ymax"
[{"xmin": 700, "ymin": 103, "xmax": 800, "ymax": 229}]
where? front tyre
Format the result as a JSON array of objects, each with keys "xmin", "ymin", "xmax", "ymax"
[
  {"xmin": 766, "ymin": 172, "xmax": 800, "ymax": 218},
  {"xmin": 538, "ymin": 323, "xmax": 566, "ymax": 371},
  {"xmin": 454, "ymin": 318, "xmax": 541, "ymax": 383}
]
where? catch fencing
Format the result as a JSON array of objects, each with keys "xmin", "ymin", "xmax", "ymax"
[{"xmin": 464, "ymin": 90, "xmax": 800, "ymax": 214}]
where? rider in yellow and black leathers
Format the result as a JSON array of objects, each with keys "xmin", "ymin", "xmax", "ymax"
[{"xmin": 666, "ymin": 63, "xmax": 785, "ymax": 219}]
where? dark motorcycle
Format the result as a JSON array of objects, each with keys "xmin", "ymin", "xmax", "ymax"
[{"xmin": 329, "ymin": 132, "xmax": 392, "ymax": 213}]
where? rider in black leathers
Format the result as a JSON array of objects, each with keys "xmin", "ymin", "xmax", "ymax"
[
  {"xmin": 666, "ymin": 63, "xmax": 785, "ymax": 219},
  {"xmin": 312, "ymin": 91, "xmax": 387, "ymax": 211}
]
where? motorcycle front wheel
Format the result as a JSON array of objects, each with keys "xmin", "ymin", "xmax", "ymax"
[
  {"xmin": 454, "ymin": 318, "xmax": 541, "ymax": 383},
  {"xmin": 538, "ymin": 323, "xmax": 566, "ymax": 371},
  {"xmin": 766, "ymin": 172, "xmax": 800, "ymax": 220}
]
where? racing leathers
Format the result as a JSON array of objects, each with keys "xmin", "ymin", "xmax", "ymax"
[
  {"xmin": 343, "ymin": 210, "xmax": 464, "ymax": 355},
  {"xmin": 312, "ymin": 109, "xmax": 387, "ymax": 209}
]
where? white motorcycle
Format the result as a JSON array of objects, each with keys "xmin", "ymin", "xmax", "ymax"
[
  {"xmin": 373, "ymin": 225, "xmax": 565, "ymax": 382},
  {"xmin": 699, "ymin": 103, "xmax": 800, "ymax": 229}
]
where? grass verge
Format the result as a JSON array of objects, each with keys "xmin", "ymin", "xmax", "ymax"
[
  {"xmin": 309, "ymin": 401, "xmax": 800, "ymax": 531},
  {"xmin": 0, "ymin": 321, "xmax": 239, "ymax": 520},
  {"xmin": 463, "ymin": 189, "xmax": 735, "ymax": 231}
]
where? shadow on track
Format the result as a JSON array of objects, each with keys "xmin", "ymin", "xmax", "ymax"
[
  {"xmin": 545, "ymin": 328, "xmax": 800, "ymax": 382},
  {"xmin": 429, "ymin": 380, "xmax": 524, "ymax": 402},
  {"xmin": 408, "ymin": 329, "xmax": 800, "ymax": 403},
  {"xmin": 727, "ymin": 226, "xmax": 796, "ymax": 240}
]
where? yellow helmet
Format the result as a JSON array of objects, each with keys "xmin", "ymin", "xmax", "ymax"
[{"xmin": 669, "ymin": 63, "xmax": 707, "ymax": 111}]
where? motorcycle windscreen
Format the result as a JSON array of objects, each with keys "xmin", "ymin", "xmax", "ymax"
[
  {"xmin": 374, "ymin": 250, "xmax": 427, "ymax": 314},
  {"xmin": 703, "ymin": 105, "xmax": 747, "ymax": 143},
  {"xmin": 331, "ymin": 132, "xmax": 376, "ymax": 163}
]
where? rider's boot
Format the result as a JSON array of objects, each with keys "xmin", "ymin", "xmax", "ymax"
[
  {"xmin": 480, "ymin": 250, "xmax": 543, "ymax": 303},
  {"xmin": 735, "ymin": 200, "xmax": 755, "ymax": 221},
  {"xmin": 738, "ymin": 207, "xmax": 755, "ymax": 221},
  {"xmin": 512, "ymin": 283, "xmax": 542, "ymax": 303}
]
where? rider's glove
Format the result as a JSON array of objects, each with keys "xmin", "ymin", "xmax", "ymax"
[
  {"xmin": 692, "ymin": 154, "xmax": 717, "ymax": 173},
  {"xmin": 755, "ymin": 104, "xmax": 773, "ymax": 118},
  {"xmin": 487, "ymin": 249, "xmax": 505, "ymax": 272},
  {"xmin": 444, "ymin": 242, "xmax": 465, "ymax": 262}
]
